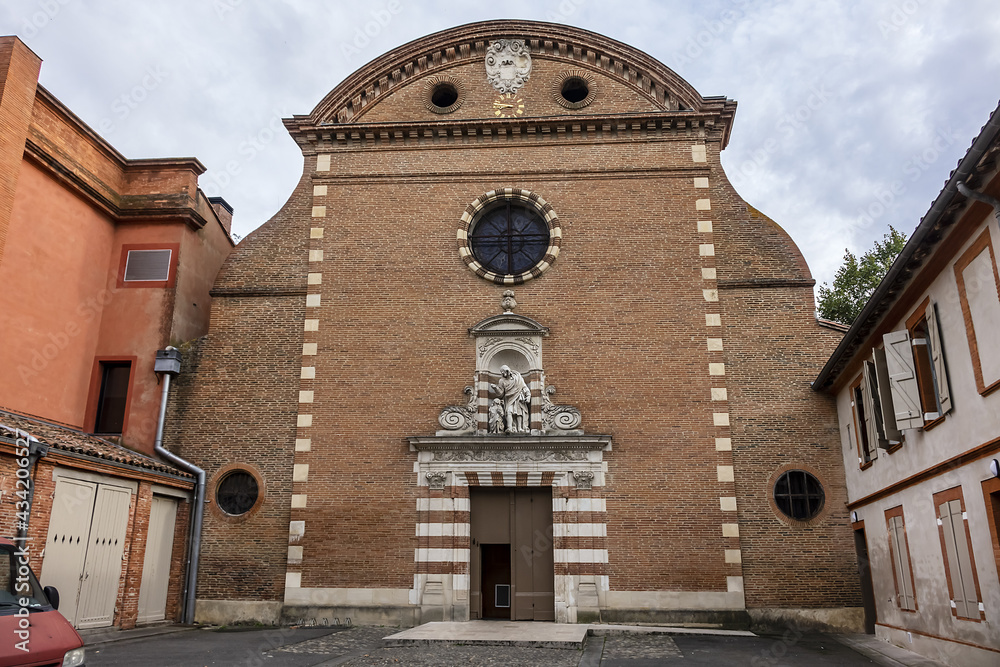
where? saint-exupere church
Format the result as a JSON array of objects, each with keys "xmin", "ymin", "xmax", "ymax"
[{"xmin": 165, "ymin": 20, "xmax": 860, "ymax": 631}]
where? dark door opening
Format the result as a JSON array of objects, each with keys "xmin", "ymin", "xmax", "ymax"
[
  {"xmin": 854, "ymin": 525, "xmax": 877, "ymax": 634},
  {"xmin": 470, "ymin": 487, "xmax": 554, "ymax": 621},
  {"xmin": 480, "ymin": 544, "xmax": 511, "ymax": 619}
]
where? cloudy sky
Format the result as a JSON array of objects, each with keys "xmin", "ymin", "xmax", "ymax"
[{"xmin": 4, "ymin": 0, "xmax": 998, "ymax": 288}]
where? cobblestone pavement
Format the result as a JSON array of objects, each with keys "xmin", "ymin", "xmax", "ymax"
[{"xmin": 89, "ymin": 625, "xmax": 885, "ymax": 666}]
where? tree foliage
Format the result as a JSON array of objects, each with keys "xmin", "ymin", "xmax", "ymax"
[{"xmin": 817, "ymin": 226, "xmax": 908, "ymax": 325}]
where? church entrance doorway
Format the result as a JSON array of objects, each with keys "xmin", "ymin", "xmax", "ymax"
[{"xmin": 470, "ymin": 487, "xmax": 554, "ymax": 621}]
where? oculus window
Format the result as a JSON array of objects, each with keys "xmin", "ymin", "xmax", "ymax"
[
  {"xmin": 216, "ymin": 470, "xmax": 260, "ymax": 516},
  {"xmin": 469, "ymin": 199, "xmax": 550, "ymax": 276},
  {"xmin": 773, "ymin": 470, "xmax": 825, "ymax": 521}
]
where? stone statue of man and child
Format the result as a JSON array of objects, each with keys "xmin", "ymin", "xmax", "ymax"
[{"xmin": 489, "ymin": 365, "xmax": 531, "ymax": 434}]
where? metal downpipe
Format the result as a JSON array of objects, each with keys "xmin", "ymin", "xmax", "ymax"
[{"xmin": 153, "ymin": 349, "xmax": 205, "ymax": 625}]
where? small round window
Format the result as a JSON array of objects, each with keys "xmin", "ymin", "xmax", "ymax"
[
  {"xmin": 458, "ymin": 189, "xmax": 561, "ymax": 284},
  {"xmin": 553, "ymin": 70, "xmax": 596, "ymax": 109},
  {"xmin": 773, "ymin": 470, "xmax": 825, "ymax": 521},
  {"xmin": 423, "ymin": 76, "xmax": 465, "ymax": 114},
  {"xmin": 216, "ymin": 470, "xmax": 259, "ymax": 516}
]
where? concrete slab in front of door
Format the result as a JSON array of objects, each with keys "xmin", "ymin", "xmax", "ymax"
[{"xmin": 383, "ymin": 620, "xmax": 589, "ymax": 649}]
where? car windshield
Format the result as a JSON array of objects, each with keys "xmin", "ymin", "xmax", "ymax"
[{"xmin": 0, "ymin": 546, "xmax": 51, "ymax": 610}]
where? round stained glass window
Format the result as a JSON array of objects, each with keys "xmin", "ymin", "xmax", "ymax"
[
  {"xmin": 216, "ymin": 470, "xmax": 259, "ymax": 516},
  {"xmin": 469, "ymin": 199, "xmax": 550, "ymax": 276},
  {"xmin": 773, "ymin": 470, "xmax": 825, "ymax": 521}
]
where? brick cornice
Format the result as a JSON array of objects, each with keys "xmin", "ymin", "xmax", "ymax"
[
  {"xmin": 717, "ymin": 279, "xmax": 816, "ymax": 289},
  {"xmin": 288, "ymin": 110, "xmax": 731, "ymax": 153},
  {"xmin": 24, "ymin": 139, "xmax": 214, "ymax": 231}
]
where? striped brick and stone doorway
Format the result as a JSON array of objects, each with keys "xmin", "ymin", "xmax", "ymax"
[{"xmin": 470, "ymin": 486, "xmax": 554, "ymax": 621}]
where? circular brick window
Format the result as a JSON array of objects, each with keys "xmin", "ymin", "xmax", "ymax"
[
  {"xmin": 773, "ymin": 470, "xmax": 825, "ymax": 521},
  {"xmin": 423, "ymin": 75, "xmax": 465, "ymax": 114},
  {"xmin": 216, "ymin": 469, "xmax": 260, "ymax": 516},
  {"xmin": 553, "ymin": 70, "xmax": 596, "ymax": 109},
  {"xmin": 458, "ymin": 189, "xmax": 561, "ymax": 284}
]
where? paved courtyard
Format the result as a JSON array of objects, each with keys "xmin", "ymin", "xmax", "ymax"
[{"xmin": 84, "ymin": 623, "xmax": 938, "ymax": 667}]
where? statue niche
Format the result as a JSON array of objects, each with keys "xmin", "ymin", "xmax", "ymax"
[{"xmin": 436, "ymin": 291, "xmax": 583, "ymax": 437}]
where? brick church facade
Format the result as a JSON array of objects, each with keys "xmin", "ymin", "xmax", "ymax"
[{"xmin": 169, "ymin": 20, "xmax": 862, "ymax": 630}]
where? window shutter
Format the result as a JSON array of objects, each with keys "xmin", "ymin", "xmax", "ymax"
[
  {"xmin": 890, "ymin": 516, "xmax": 916, "ymax": 610},
  {"xmin": 926, "ymin": 300, "xmax": 952, "ymax": 415},
  {"xmin": 944, "ymin": 500, "xmax": 979, "ymax": 617},
  {"xmin": 883, "ymin": 330, "xmax": 923, "ymax": 430},
  {"xmin": 939, "ymin": 501, "xmax": 969, "ymax": 617},
  {"xmin": 873, "ymin": 347, "xmax": 902, "ymax": 444},
  {"xmin": 124, "ymin": 249, "xmax": 172, "ymax": 281},
  {"xmin": 860, "ymin": 361, "xmax": 880, "ymax": 458}
]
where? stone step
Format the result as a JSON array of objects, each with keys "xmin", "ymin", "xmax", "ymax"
[{"xmin": 383, "ymin": 620, "xmax": 590, "ymax": 649}]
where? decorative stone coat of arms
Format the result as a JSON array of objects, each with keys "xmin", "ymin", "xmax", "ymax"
[{"xmin": 485, "ymin": 39, "xmax": 531, "ymax": 94}]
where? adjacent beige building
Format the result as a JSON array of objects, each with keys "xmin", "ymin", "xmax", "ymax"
[{"xmin": 815, "ymin": 102, "xmax": 1000, "ymax": 665}]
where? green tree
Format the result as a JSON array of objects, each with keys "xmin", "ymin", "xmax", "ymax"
[{"xmin": 818, "ymin": 226, "xmax": 908, "ymax": 325}]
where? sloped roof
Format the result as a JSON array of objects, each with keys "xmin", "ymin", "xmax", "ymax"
[
  {"xmin": 0, "ymin": 409, "xmax": 193, "ymax": 480},
  {"xmin": 814, "ymin": 100, "xmax": 1000, "ymax": 389}
]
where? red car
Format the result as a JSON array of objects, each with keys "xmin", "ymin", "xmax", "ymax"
[{"xmin": 0, "ymin": 537, "xmax": 85, "ymax": 667}]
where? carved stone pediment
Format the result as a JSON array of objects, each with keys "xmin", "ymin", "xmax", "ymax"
[{"xmin": 468, "ymin": 313, "xmax": 549, "ymax": 337}]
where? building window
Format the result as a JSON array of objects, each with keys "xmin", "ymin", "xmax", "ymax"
[
  {"xmin": 982, "ymin": 476, "xmax": 1000, "ymax": 593},
  {"xmin": 457, "ymin": 189, "xmax": 561, "ymax": 285},
  {"xmin": 423, "ymin": 75, "xmax": 465, "ymax": 114},
  {"xmin": 933, "ymin": 487, "xmax": 984, "ymax": 620},
  {"xmin": 116, "ymin": 243, "xmax": 179, "ymax": 288},
  {"xmin": 94, "ymin": 361, "xmax": 131, "ymax": 434},
  {"xmin": 882, "ymin": 297, "xmax": 952, "ymax": 430},
  {"xmin": 553, "ymin": 70, "xmax": 596, "ymax": 109},
  {"xmin": 885, "ymin": 505, "xmax": 917, "ymax": 611},
  {"xmin": 216, "ymin": 470, "xmax": 260, "ymax": 516},
  {"xmin": 469, "ymin": 199, "xmax": 550, "ymax": 276},
  {"xmin": 954, "ymin": 228, "xmax": 1000, "ymax": 395},
  {"xmin": 850, "ymin": 374, "xmax": 878, "ymax": 466},
  {"xmin": 773, "ymin": 470, "xmax": 824, "ymax": 521}
]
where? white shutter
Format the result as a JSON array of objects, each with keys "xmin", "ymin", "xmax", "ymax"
[
  {"xmin": 873, "ymin": 347, "xmax": 902, "ymax": 444},
  {"xmin": 926, "ymin": 301, "xmax": 952, "ymax": 415},
  {"xmin": 939, "ymin": 499, "xmax": 979, "ymax": 617},
  {"xmin": 883, "ymin": 330, "xmax": 923, "ymax": 430},
  {"xmin": 889, "ymin": 516, "xmax": 916, "ymax": 610},
  {"xmin": 860, "ymin": 362, "xmax": 879, "ymax": 459}
]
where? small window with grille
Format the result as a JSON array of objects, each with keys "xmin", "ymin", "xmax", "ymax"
[
  {"xmin": 216, "ymin": 470, "xmax": 260, "ymax": 516},
  {"xmin": 773, "ymin": 470, "xmax": 825, "ymax": 521},
  {"xmin": 117, "ymin": 243, "xmax": 179, "ymax": 288}
]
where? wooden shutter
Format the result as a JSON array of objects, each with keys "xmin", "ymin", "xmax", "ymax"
[
  {"xmin": 883, "ymin": 330, "xmax": 923, "ymax": 430},
  {"xmin": 860, "ymin": 362, "xmax": 879, "ymax": 459},
  {"xmin": 926, "ymin": 301, "xmax": 953, "ymax": 415},
  {"xmin": 873, "ymin": 347, "xmax": 902, "ymax": 444},
  {"xmin": 939, "ymin": 499, "xmax": 979, "ymax": 618},
  {"xmin": 889, "ymin": 515, "xmax": 916, "ymax": 610}
]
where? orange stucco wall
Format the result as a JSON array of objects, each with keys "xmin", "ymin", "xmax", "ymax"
[{"xmin": 0, "ymin": 160, "xmax": 115, "ymax": 426}]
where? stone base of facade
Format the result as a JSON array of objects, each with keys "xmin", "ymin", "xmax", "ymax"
[
  {"xmin": 876, "ymin": 623, "xmax": 1000, "ymax": 667},
  {"xmin": 749, "ymin": 607, "xmax": 865, "ymax": 634},
  {"xmin": 195, "ymin": 600, "xmax": 283, "ymax": 625},
  {"xmin": 599, "ymin": 608, "xmax": 751, "ymax": 629},
  {"xmin": 282, "ymin": 604, "xmax": 420, "ymax": 628}
]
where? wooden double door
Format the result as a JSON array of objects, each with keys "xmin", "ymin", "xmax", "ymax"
[{"xmin": 470, "ymin": 487, "xmax": 554, "ymax": 621}]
